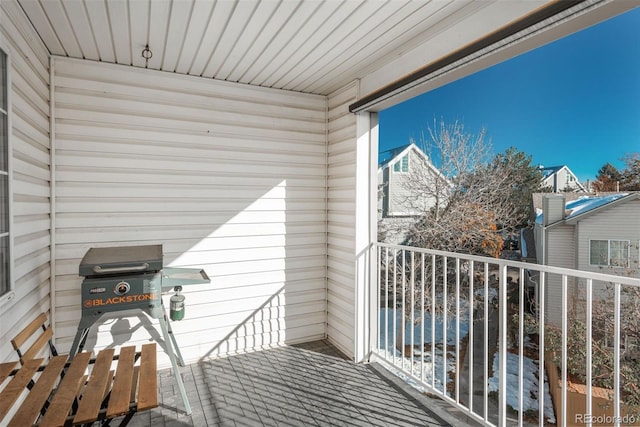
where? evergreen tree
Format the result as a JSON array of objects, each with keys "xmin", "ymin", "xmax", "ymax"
[
  {"xmin": 592, "ymin": 162, "xmax": 623, "ymax": 192},
  {"xmin": 484, "ymin": 147, "xmax": 544, "ymax": 228}
]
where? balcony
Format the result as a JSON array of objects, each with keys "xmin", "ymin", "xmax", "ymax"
[{"xmin": 98, "ymin": 243, "xmax": 640, "ymax": 427}]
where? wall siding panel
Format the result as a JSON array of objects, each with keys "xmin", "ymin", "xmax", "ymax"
[
  {"xmin": 326, "ymin": 82, "xmax": 358, "ymax": 358},
  {"xmin": 0, "ymin": 0, "xmax": 52, "ymax": 363},
  {"xmin": 52, "ymin": 58, "xmax": 328, "ymax": 366},
  {"xmin": 576, "ymin": 199, "xmax": 640, "ymax": 275}
]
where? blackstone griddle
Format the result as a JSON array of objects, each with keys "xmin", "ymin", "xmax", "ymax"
[{"xmin": 69, "ymin": 244, "xmax": 209, "ymax": 415}]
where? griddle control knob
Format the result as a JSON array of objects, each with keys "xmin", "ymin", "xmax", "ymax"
[{"xmin": 114, "ymin": 281, "xmax": 130, "ymax": 296}]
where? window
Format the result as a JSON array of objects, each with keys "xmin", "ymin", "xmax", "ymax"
[
  {"xmin": 0, "ymin": 48, "xmax": 8, "ymax": 297},
  {"xmin": 393, "ymin": 154, "xmax": 409, "ymax": 173},
  {"xmin": 590, "ymin": 239, "xmax": 630, "ymax": 267}
]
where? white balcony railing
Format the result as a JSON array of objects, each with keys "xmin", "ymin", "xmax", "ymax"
[{"xmin": 370, "ymin": 243, "xmax": 640, "ymax": 427}]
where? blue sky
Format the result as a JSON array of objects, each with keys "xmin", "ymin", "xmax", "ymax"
[{"xmin": 379, "ymin": 7, "xmax": 640, "ymax": 183}]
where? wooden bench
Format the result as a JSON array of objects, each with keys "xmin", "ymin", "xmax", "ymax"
[{"xmin": 0, "ymin": 344, "xmax": 158, "ymax": 427}]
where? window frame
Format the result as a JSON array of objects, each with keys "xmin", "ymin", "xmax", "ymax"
[
  {"xmin": 589, "ymin": 239, "xmax": 630, "ymax": 268},
  {"xmin": 393, "ymin": 154, "xmax": 409, "ymax": 173},
  {"xmin": 0, "ymin": 45, "xmax": 12, "ymax": 304}
]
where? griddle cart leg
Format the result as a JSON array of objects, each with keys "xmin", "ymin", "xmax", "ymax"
[
  {"xmin": 163, "ymin": 310, "xmax": 186, "ymax": 366},
  {"xmin": 68, "ymin": 315, "xmax": 101, "ymax": 360},
  {"xmin": 158, "ymin": 313, "xmax": 192, "ymax": 415},
  {"xmin": 68, "ymin": 328, "xmax": 88, "ymax": 360}
]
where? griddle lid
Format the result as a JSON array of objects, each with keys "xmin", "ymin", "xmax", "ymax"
[{"xmin": 79, "ymin": 244, "xmax": 163, "ymax": 277}]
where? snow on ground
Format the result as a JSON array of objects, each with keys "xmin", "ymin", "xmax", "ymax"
[
  {"xmin": 377, "ymin": 307, "xmax": 556, "ymax": 424},
  {"xmin": 488, "ymin": 349, "xmax": 556, "ymax": 423},
  {"xmin": 377, "ymin": 307, "xmax": 469, "ymax": 392}
]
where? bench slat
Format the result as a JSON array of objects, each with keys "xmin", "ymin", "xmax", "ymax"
[
  {"xmin": 7, "ymin": 355, "xmax": 67, "ymax": 427},
  {"xmin": 0, "ymin": 361, "xmax": 18, "ymax": 385},
  {"xmin": 0, "ymin": 358, "xmax": 43, "ymax": 421},
  {"xmin": 39, "ymin": 352, "xmax": 92, "ymax": 427},
  {"xmin": 107, "ymin": 346, "xmax": 136, "ymax": 418},
  {"xmin": 20, "ymin": 326, "xmax": 54, "ymax": 364},
  {"xmin": 73, "ymin": 348, "xmax": 115, "ymax": 424},
  {"xmin": 11, "ymin": 313, "xmax": 47, "ymax": 350},
  {"xmin": 137, "ymin": 343, "xmax": 158, "ymax": 411}
]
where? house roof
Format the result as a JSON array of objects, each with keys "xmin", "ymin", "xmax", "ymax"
[
  {"xmin": 536, "ymin": 192, "xmax": 639, "ymax": 226},
  {"xmin": 13, "ymin": 0, "xmax": 630, "ymax": 106},
  {"xmin": 378, "ymin": 143, "xmax": 453, "ymax": 189},
  {"xmin": 378, "ymin": 144, "xmax": 411, "ymax": 167},
  {"xmin": 564, "ymin": 192, "xmax": 640, "ymax": 223},
  {"xmin": 539, "ymin": 165, "xmax": 565, "ymax": 178}
]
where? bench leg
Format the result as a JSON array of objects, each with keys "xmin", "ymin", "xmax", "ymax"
[{"xmin": 98, "ymin": 410, "xmax": 134, "ymax": 427}]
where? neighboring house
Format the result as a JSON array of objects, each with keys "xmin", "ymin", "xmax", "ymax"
[
  {"xmin": 539, "ymin": 165, "xmax": 586, "ymax": 192},
  {"xmin": 377, "ymin": 143, "xmax": 450, "ymax": 244},
  {"xmin": 378, "ymin": 143, "xmax": 448, "ymax": 218},
  {"xmin": 533, "ymin": 192, "xmax": 640, "ymax": 325}
]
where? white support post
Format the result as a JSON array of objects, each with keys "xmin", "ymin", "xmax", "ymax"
[{"xmin": 354, "ymin": 111, "xmax": 378, "ymax": 363}]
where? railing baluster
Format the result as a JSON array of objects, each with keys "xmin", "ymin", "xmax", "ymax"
[
  {"xmin": 561, "ymin": 274, "xmax": 568, "ymax": 427},
  {"xmin": 519, "ymin": 268, "xmax": 524, "ymax": 427},
  {"xmin": 455, "ymin": 257, "xmax": 460, "ymax": 404},
  {"xmin": 402, "ymin": 249, "xmax": 406, "ymax": 370},
  {"xmin": 410, "ymin": 251, "xmax": 415, "ymax": 376},
  {"xmin": 377, "ymin": 245, "xmax": 382, "ymax": 355},
  {"xmin": 393, "ymin": 248, "xmax": 397, "ymax": 367},
  {"xmin": 538, "ymin": 272, "xmax": 545, "ymax": 427},
  {"xmin": 484, "ymin": 263, "xmax": 489, "ymax": 424},
  {"xmin": 614, "ymin": 282, "xmax": 621, "ymax": 427},
  {"xmin": 385, "ymin": 246, "xmax": 389, "ymax": 361},
  {"xmin": 586, "ymin": 278, "xmax": 592, "ymax": 426},
  {"xmin": 421, "ymin": 253, "xmax": 425, "ymax": 384},
  {"xmin": 443, "ymin": 255, "xmax": 448, "ymax": 396},
  {"xmin": 498, "ymin": 264, "xmax": 507, "ymax": 427},
  {"xmin": 431, "ymin": 253, "xmax": 436, "ymax": 390},
  {"xmin": 469, "ymin": 260, "xmax": 474, "ymax": 414}
]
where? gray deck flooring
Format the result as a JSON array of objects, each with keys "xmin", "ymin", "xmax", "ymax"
[{"xmin": 124, "ymin": 340, "xmax": 478, "ymax": 427}]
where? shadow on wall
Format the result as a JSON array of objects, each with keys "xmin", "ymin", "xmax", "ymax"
[{"xmin": 59, "ymin": 179, "xmax": 327, "ymax": 366}]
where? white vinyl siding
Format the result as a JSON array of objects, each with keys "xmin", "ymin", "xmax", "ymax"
[
  {"xmin": 327, "ymin": 82, "xmax": 358, "ymax": 358},
  {"xmin": 0, "ymin": 1, "xmax": 52, "ymax": 362},
  {"xmin": 577, "ymin": 198, "xmax": 640, "ymax": 275},
  {"xmin": 543, "ymin": 197, "xmax": 640, "ymax": 326},
  {"xmin": 52, "ymin": 57, "xmax": 328, "ymax": 366}
]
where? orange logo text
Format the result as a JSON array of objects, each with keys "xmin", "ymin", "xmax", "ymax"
[{"xmin": 84, "ymin": 293, "xmax": 156, "ymax": 308}]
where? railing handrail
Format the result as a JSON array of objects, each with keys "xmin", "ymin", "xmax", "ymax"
[{"xmin": 375, "ymin": 241, "xmax": 640, "ymax": 287}]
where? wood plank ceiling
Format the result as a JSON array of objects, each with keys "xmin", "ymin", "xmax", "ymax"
[{"xmin": 17, "ymin": 0, "xmax": 548, "ymax": 96}]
